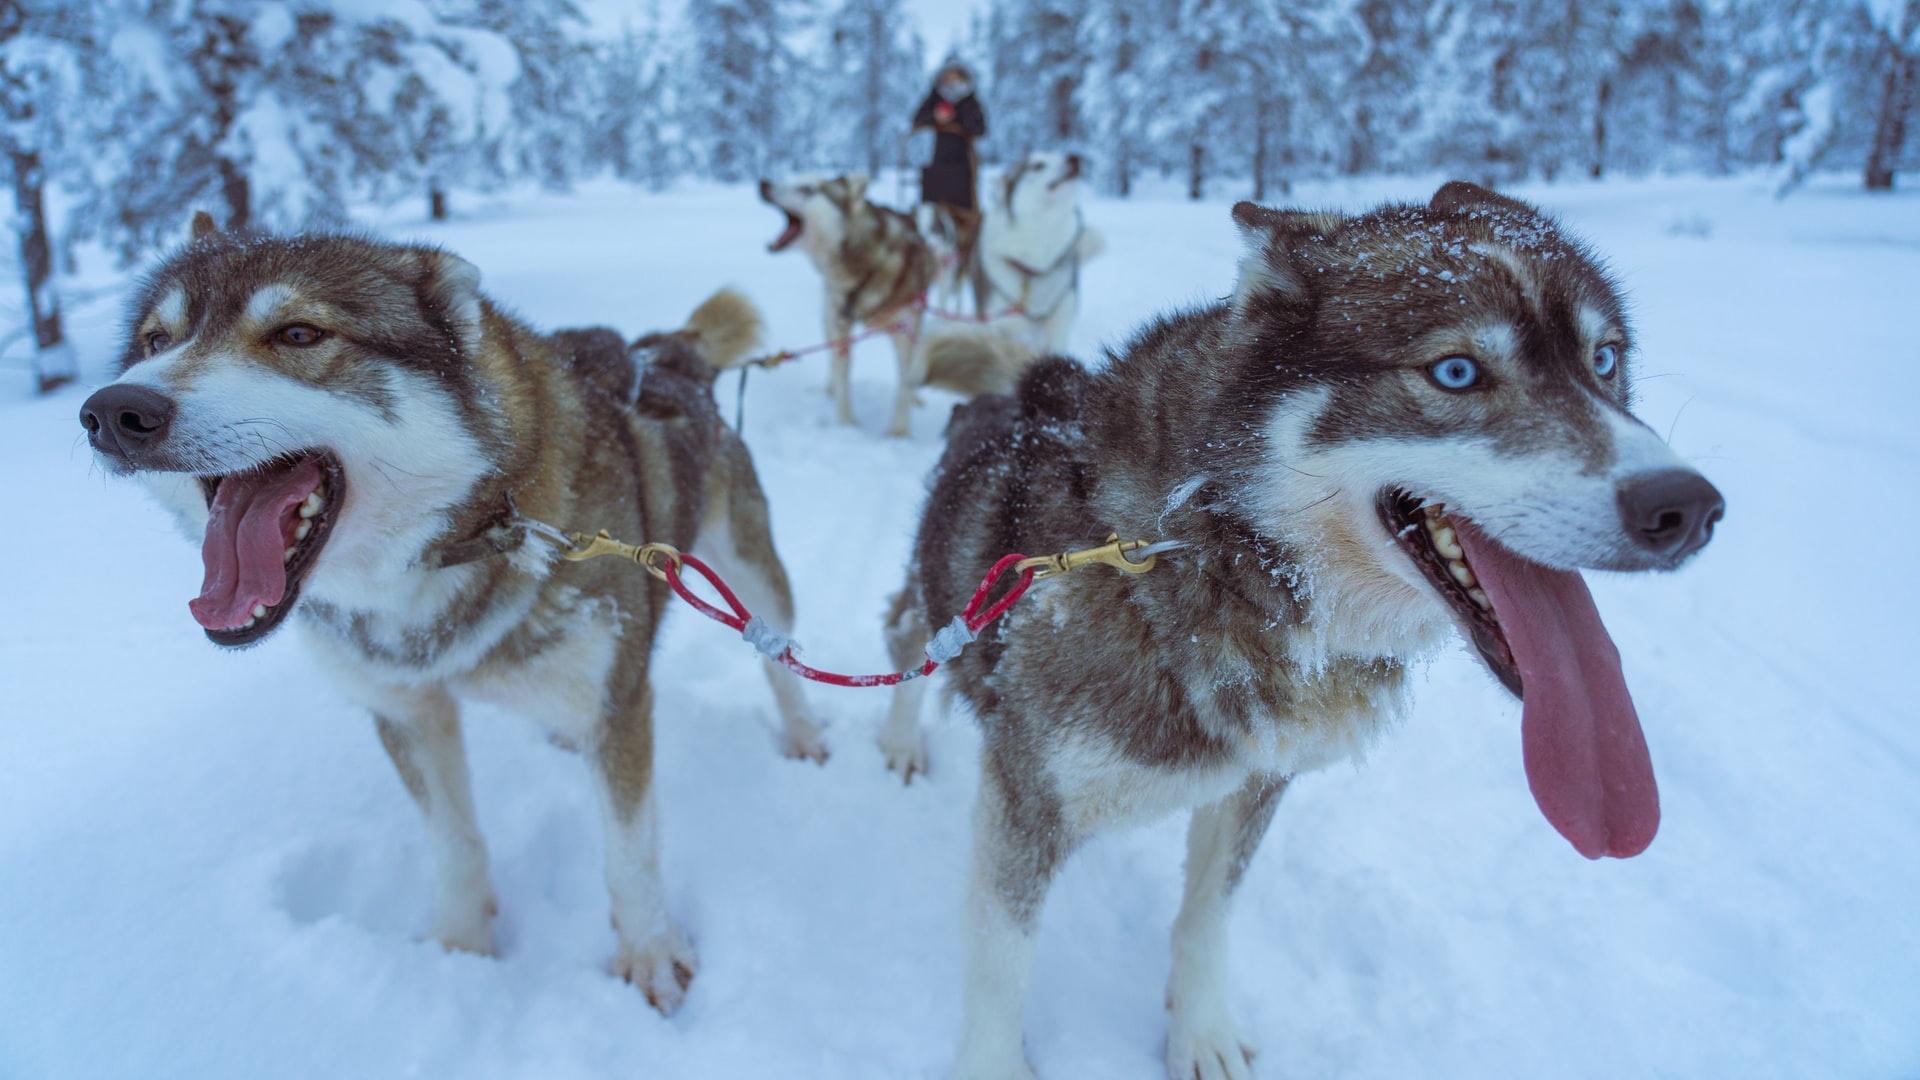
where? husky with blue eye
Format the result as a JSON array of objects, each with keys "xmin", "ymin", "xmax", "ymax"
[
  {"xmin": 78, "ymin": 215, "xmax": 827, "ymax": 1015},
  {"xmin": 881, "ymin": 182, "xmax": 1725, "ymax": 1079}
]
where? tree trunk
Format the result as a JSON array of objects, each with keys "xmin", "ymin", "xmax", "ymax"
[
  {"xmin": 1188, "ymin": 142, "xmax": 1204, "ymax": 201},
  {"xmin": 217, "ymin": 155, "xmax": 250, "ymax": 232},
  {"xmin": 1252, "ymin": 100, "xmax": 1269, "ymax": 202},
  {"xmin": 1116, "ymin": 147, "xmax": 1131, "ymax": 198},
  {"xmin": 1865, "ymin": 26, "xmax": 1918, "ymax": 189},
  {"xmin": 429, "ymin": 180, "xmax": 448, "ymax": 221},
  {"xmin": 10, "ymin": 149, "xmax": 74, "ymax": 393},
  {"xmin": 865, "ymin": 5, "xmax": 885, "ymax": 178},
  {"xmin": 1591, "ymin": 77, "xmax": 1611, "ymax": 180}
]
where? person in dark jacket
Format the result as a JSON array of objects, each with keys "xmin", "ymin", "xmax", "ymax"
[{"xmin": 914, "ymin": 61, "xmax": 988, "ymax": 286}]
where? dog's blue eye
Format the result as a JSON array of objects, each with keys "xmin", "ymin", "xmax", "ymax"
[
  {"xmin": 1594, "ymin": 343, "xmax": 1620, "ymax": 378},
  {"xmin": 275, "ymin": 324, "xmax": 326, "ymax": 347},
  {"xmin": 1427, "ymin": 356, "xmax": 1481, "ymax": 391}
]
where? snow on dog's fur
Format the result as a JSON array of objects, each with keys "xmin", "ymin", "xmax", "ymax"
[
  {"xmin": 881, "ymin": 182, "xmax": 1726, "ymax": 1079},
  {"xmin": 80, "ymin": 216, "xmax": 825, "ymax": 1015}
]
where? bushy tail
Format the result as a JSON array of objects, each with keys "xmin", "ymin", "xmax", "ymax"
[
  {"xmin": 683, "ymin": 288, "xmax": 764, "ymax": 370},
  {"xmin": 919, "ymin": 328, "xmax": 1035, "ymax": 399}
]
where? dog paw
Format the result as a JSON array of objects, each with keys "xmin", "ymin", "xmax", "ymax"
[
  {"xmin": 782, "ymin": 723, "xmax": 830, "ymax": 765},
  {"xmin": 612, "ymin": 927, "xmax": 698, "ymax": 1015},
  {"xmin": 430, "ymin": 893, "xmax": 498, "ymax": 957},
  {"xmin": 952, "ymin": 1047, "xmax": 1036, "ymax": 1080},
  {"xmin": 1165, "ymin": 1009, "xmax": 1256, "ymax": 1080},
  {"xmin": 878, "ymin": 726, "xmax": 929, "ymax": 784}
]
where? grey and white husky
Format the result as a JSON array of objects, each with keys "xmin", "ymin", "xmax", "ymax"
[
  {"xmin": 881, "ymin": 182, "xmax": 1725, "ymax": 1078},
  {"xmin": 79, "ymin": 216, "xmax": 826, "ymax": 1014},
  {"xmin": 977, "ymin": 150, "xmax": 1104, "ymax": 352}
]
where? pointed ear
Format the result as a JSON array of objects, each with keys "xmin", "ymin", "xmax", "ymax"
[
  {"xmin": 190, "ymin": 210, "xmax": 217, "ymax": 241},
  {"xmin": 1229, "ymin": 201, "xmax": 1343, "ymax": 314},
  {"xmin": 1430, "ymin": 180, "xmax": 1540, "ymax": 219},
  {"xmin": 418, "ymin": 249, "xmax": 484, "ymax": 357},
  {"xmin": 845, "ymin": 172, "xmax": 871, "ymax": 201}
]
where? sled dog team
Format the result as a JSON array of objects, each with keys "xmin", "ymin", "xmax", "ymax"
[{"xmin": 80, "ymin": 167, "xmax": 1723, "ymax": 1078}]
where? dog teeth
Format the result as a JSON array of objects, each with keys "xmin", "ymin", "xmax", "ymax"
[
  {"xmin": 252, "ymin": 603, "xmax": 268, "ymax": 619},
  {"xmin": 241, "ymin": 617, "xmax": 257, "ymax": 629},
  {"xmin": 1468, "ymin": 587, "xmax": 1492, "ymax": 610},
  {"xmin": 1449, "ymin": 561, "xmax": 1476, "ymax": 588},
  {"xmin": 295, "ymin": 520, "xmax": 312, "ymax": 541},
  {"xmin": 1429, "ymin": 522, "xmax": 1464, "ymax": 560},
  {"xmin": 284, "ymin": 546, "xmax": 297, "ymax": 563},
  {"xmin": 298, "ymin": 491, "xmax": 324, "ymax": 518}
]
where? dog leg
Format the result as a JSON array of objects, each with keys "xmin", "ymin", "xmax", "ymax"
[
  {"xmin": 879, "ymin": 585, "xmax": 931, "ymax": 782},
  {"xmin": 824, "ymin": 301, "xmax": 856, "ymax": 426},
  {"xmin": 701, "ymin": 444, "xmax": 828, "ymax": 764},
  {"xmin": 1165, "ymin": 773, "xmax": 1288, "ymax": 1080},
  {"xmin": 885, "ymin": 311, "xmax": 927, "ymax": 438},
  {"xmin": 591, "ymin": 689, "xmax": 697, "ymax": 1015},
  {"xmin": 371, "ymin": 685, "xmax": 496, "ymax": 956},
  {"xmin": 1046, "ymin": 293, "xmax": 1077, "ymax": 354},
  {"xmin": 955, "ymin": 753, "xmax": 1072, "ymax": 1080}
]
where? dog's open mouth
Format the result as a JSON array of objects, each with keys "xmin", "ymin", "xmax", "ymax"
[
  {"xmin": 759, "ymin": 182, "xmax": 804, "ymax": 252},
  {"xmin": 768, "ymin": 211, "xmax": 803, "ymax": 253},
  {"xmin": 1048, "ymin": 155, "xmax": 1083, "ymax": 190},
  {"xmin": 1378, "ymin": 489, "xmax": 1660, "ymax": 859},
  {"xmin": 1380, "ymin": 491, "xmax": 1519, "ymax": 695},
  {"xmin": 191, "ymin": 451, "xmax": 345, "ymax": 648}
]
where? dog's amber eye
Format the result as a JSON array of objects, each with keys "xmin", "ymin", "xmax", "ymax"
[
  {"xmin": 275, "ymin": 324, "xmax": 327, "ymax": 347},
  {"xmin": 1594, "ymin": 343, "xmax": 1620, "ymax": 379},
  {"xmin": 1427, "ymin": 355, "xmax": 1483, "ymax": 392},
  {"xmin": 145, "ymin": 330, "xmax": 172, "ymax": 355}
]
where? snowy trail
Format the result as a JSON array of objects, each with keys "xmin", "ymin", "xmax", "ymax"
[{"xmin": 2, "ymin": 175, "xmax": 1915, "ymax": 1078}]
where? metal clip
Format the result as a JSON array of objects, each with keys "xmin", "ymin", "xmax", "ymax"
[
  {"xmin": 1016, "ymin": 534, "xmax": 1158, "ymax": 581},
  {"xmin": 560, "ymin": 530, "xmax": 684, "ymax": 582}
]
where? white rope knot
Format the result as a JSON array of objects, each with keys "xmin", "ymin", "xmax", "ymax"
[
  {"xmin": 924, "ymin": 615, "xmax": 977, "ymax": 666},
  {"xmin": 742, "ymin": 616, "xmax": 797, "ymax": 661}
]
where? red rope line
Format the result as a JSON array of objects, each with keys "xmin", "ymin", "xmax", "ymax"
[
  {"xmin": 657, "ymin": 550, "xmax": 1036, "ymax": 688},
  {"xmin": 745, "ymin": 292, "xmax": 1025, "ymax": 369}
]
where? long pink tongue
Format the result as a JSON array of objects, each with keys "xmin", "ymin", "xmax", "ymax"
[
  {"xmin": 1455, "ymin": 523, "xmax": 1659, "ymax": 859},
  {"xmin": 189, "ymin": 459, "xmax": 321, "ymax": 630}
]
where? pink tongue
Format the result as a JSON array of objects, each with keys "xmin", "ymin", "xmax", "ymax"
[
  {"xmin": 1455, "ymin": 523, "xmax": 1659, "ymax": 859},
  {"xmin": 189, "ymin": 459, "xmax": 322, "ymax": 631}
]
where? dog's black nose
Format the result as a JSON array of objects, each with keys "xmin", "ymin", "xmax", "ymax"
[
  {"xmin": 1618, "ymin": 469, "xmax": 1724, "ymax": 561},
  {"xmin": 80, "ymin": 384, "xmax": 176, "ymax": 459}
]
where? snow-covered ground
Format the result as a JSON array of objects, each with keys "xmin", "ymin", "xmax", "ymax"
[{"xmin": 2, "ymin": 173, "xmax": 1915, "ymax": 1078}]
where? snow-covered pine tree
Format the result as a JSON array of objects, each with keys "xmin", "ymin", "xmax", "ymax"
[
  {"xmin": 1241, "ymin": 0, "xmax": 1362, "ymax": 199},
  {"xmin": 1863, "ymin": 0, "xmax": 1919, "ymax": 188},
  {"xmin": 1081, "ymin": 0, "xmax": 1174, "ymax": 194},
  {"xmin": 75, "ymin": 0, "xmax": 519, "ymax": 258},
  {"xmin": 819, "ymin": 0, "xmax": 923, "ymax": 177},
  {"xmin": 350, "ymin": 8, "xmax": 518, "ymax": 220},
  {"xmin": 591, "ymin": 5, "xmax": 684, "ymax": 189},
  {"xmin": 681, "ymin": 0, "xmax": 811, "ymax": 182},
  {"xmin": 0, "ymin": 0, "xmax": 83, "ymax": 392},
  {"xmin": 1343, "ymin": 0, "xmax": 1431, "ymax": 175},
  {"xmin": 981, "ymin": 0, "xmax": 1088, "ymax": 161},
  {"xmin": 448, "ymin": 0, "xmax": 595, "ymax": 190}
]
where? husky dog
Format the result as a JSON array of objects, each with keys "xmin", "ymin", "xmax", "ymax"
[
  {"xmin": 882, "ymin": 183, "xmax": 1725, "ymax": 1078},
  {"xmin": 79, "ymin": 218, "xmax": 826, "ymax": 1013},
  {"xmin": 917, "ymin": 200, "xmax": 983, "ymax": 315},
  {"xmin": 977, "ymin": 151, "xmax": 1104, "ymax": 352},
  {"xmin": 760, "ymin": 173, "xmax": 937, "ymax": 436}
]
